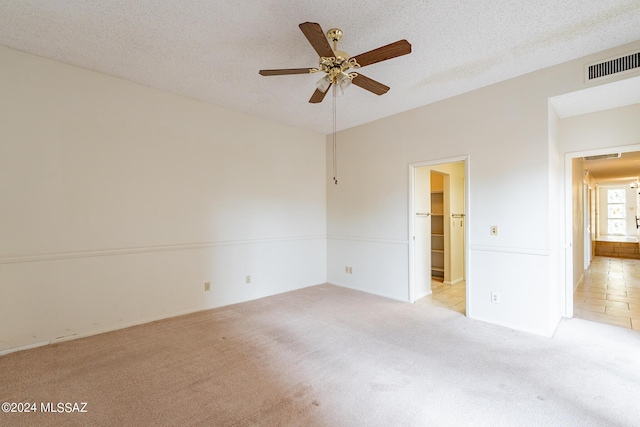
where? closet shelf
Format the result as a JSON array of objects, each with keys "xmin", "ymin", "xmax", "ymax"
[{"xmin": 430, "ymin": 189, "xmax": 445, "ymax": 280}]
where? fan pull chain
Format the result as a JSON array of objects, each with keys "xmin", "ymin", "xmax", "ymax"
[{"xmin": 333, "ymin": 85, "xmax": 338, "ymax": 185}]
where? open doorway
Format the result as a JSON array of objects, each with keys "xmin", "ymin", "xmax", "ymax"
[
  {"xmin": 552, "ymin": 72, "xmax": 640, "ymax": 330},
  {"xmin": 409, "ymin": 157, "xmax": 468, "ymax": 315},
  {"xmin": 566, "ymin": 149, "xmax": 640, "ymax": 330}
]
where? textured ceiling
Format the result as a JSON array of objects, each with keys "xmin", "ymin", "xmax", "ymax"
[{"xmin": 1, "ymin": 1, "xmax": 640, "ymax": 135}]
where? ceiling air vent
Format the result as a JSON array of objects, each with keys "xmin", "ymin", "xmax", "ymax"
[
  {"xmin": 586, "ymin": 51, "xmax": 640, "ymax": 82},
  {"xmin": 581, "ymin": 153, "xmax": 621, "ymax": 161}
]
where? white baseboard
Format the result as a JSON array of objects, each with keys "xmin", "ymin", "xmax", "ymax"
[
  {"xmin": 1, "ymin": 282, "xmax": 326, "ymax": 356},
  {"xmin": 0, "ymin": 340, "xmax": 50, "ymax": 356},
  {"xmin": 327, "ymin": 281, "xmax": 409, "ymax": 303},
  {"xmin": 574, "ymin": 272, "xmax": 585, "ymax": 292},
  {"xmin": 467, "ymin": 313, "xmax": 556, "ymax": 337},
  {"xmin": 414, "ymin": 290, "xmax": 432, "ymax": 302}
]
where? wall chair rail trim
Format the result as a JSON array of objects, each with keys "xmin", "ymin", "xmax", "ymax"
[{"xmin": 0, "ymin": 235, "xmax": 327, "ymax": 264}]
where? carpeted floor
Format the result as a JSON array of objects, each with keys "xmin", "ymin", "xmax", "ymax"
[{"xmin": 1, "ymin": 284, "xmax": 640, "ymax": 426}]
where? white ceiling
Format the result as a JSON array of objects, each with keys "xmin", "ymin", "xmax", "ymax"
[
  {"xmin": 550, "ymin": 75, "xmax": 640, "ymax": 119},
  {"xmin": 583, "ymin": 152, "xmax": 640, "ymax": 184},
  {"xmin": 1, "ymin": 1, "xmax": 640, "ymax": 135}
]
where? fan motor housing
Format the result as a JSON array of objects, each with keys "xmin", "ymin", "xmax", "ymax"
[
  {"xmin": 334, "ymin": 50, "xmax": 350, "ymax": 63},
  {"xmin": 327, "ymin": 28, "xmax": 343, "ymax": 42}
]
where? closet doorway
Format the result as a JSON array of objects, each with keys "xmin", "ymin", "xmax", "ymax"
[{"xmin": 409, "ymin": 158, "xmax": 468, "ymax": 313}]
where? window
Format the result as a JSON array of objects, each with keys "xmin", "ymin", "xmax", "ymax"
[{"xmin": 607, "ymin": 188, "xmax": 626, "ymax": 235}]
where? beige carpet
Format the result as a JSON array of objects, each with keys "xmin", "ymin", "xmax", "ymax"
[{"xmin": 1, "ymin": 284, "xmax": 640, "ymax": 426}]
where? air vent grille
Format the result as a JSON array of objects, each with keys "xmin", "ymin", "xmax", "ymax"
[
  {"xmin": 581, "ymin": 153, "xmax": 621, "ymax": 161},
  {"xmin": 587, "ymin": 51, "xmax": 640, "ymax": 81}
]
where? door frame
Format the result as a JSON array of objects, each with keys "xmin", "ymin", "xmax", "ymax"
[
  {"xmin": 564, "ymin": 144, "xmax": 640, "ymax": 317},
  {"xmin": 583, "ymin": 183, "xmax": 592, "ymax": 269},
  {"xmin": 408, "ymin": 155, "xmax": 470, "ymax": 305}
]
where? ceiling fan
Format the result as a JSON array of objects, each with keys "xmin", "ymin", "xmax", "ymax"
[{"xmin": 259, "ymin": 22, "xmax": 411, "ymax": 103}]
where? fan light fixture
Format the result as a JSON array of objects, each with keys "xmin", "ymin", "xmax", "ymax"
[
  {"xmin": 316, "ymin": 75, "xmax": 331, "ymax": 93},
  {"xmin": 317, "ymin": 72, "xmax": 352, "ymax": 96},
  {"xmin": 258, "ymin": 22, "xmax": 413, "ymax": 185},
  {"xmin": 315, "ymin": 29, "xmax": 358, "ymax": 99},
  {"xmin": 336, "ymin": 72, "xmax": 352, "ymax": 94}
]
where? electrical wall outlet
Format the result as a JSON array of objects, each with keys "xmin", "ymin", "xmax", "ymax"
[
  {"xmin": 204, "ymin": 282, "xmax": 211, "ymax": 292},
  {"xmin": 491, "ymin": 292, "xmax": 501, "ymax": 304},
  {"xmin": 246, "ymin": 275, "xmax": 251, "ymax": 284},
  {"xmin": 490, "ymin": 225, "xmax": 498, "ymax": 235}
]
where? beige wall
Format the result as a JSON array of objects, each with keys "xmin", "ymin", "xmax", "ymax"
[
  {"xmin": 327, "ymin": 40, "xmax": 640, "ymax": 335},
  {"xmin": 3, "ymin": 38, "xmax": 640, "ymax": 350},
  {"xmin": 558, "ymin": 104, "xmax": 640, "ymax": 153},
  {"xmin": 0, "ymin": 46, "xmax": 327, "ymax": 353}
]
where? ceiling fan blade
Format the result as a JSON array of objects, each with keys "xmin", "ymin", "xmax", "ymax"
[
  {"xmin": 351, "ymin": 40, "xmax": 411, "ymax": 68},
  {"xmin": 309, "ymin": 84, "xmax": 331, "ymax": 103},
  {"xmin": 259, "ymin": 68, "xmax": 314, "ymax": 76},
  {"xmin": 299, "ymin": 22, "xmax": 335, "ymax": 58},
  {"xmin": 351, "ymin": 74, "xmax": 390, "ymax": 95}
]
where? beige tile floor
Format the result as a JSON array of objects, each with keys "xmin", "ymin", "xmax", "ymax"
[
  {"xmin": 574, "ymin": 256, "xmax": 640, "ymax": 331},
  {"xmin": 418, "ymin": 280, "xmax": 466, "ymax": 315}
]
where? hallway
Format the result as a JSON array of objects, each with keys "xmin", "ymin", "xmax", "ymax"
[{"xmin": 574, "ymin": 256, "xmax": 640, "ymax": 330}]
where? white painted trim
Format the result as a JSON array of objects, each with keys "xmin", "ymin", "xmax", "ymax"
[
  {"xmin": 468, "ymin": 314, "xmax": 557, "ymax": 337},
  {"xmin": 0, "ymin": 341, "xmax": 50, "ymax": 356},
  {"xmin": 1, "ymin": 281, "xmax": 329, "ymax": 355},
  {"xmin": 0, "ymin": 235, "xmax": 326, "ymax": 264},
  {"xmin": 409, "ymin": 155, "xmax": 470, "ymax": 169},
  {"xmin": 328, "ymin": 281, "xmax": 409, "ymax": 303},
  {"xmin": 326, "ymin": 235, "xmax": 408, "ymax": 245},
  {"xmin": 564, "ymin": 152, "xmax": 575, "ymax": 319},
  {"xmin": 414, "ymin": 290, "xmax": 433, "ymax": 301},
  {"xmin": 56, "ymin": 303, "xmax": 238, "ymax": 342},
  {"xmin": 574, "ymin": 272, "xmax": 584, "ymax": 293},
  {"xmin": 0, "ymin": 307, "xmax": 212, "ymax": 355},
  {"xmin": 465, "ymin": 157, "xmax": 471, "ymax": 317},
  {"xmin": 470, "ymin": 245, "xmax": 551, "ymax": 256},
  {"xmin": 408, "ymin": 164, "xmax": 417, "ymax": 303}
]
